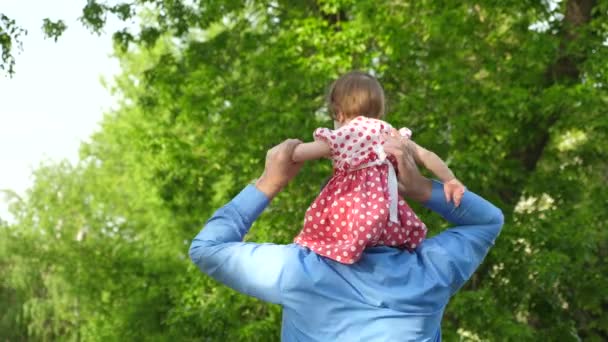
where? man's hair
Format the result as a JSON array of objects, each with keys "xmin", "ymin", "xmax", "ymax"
[{"xmin": 327, "ymin": 71, "xmax": 386, "ymax": 120}]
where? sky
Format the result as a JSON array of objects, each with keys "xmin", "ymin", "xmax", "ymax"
[{"xmin": 0, "ymin": 0, "xmax": 123, "ymax": 220}]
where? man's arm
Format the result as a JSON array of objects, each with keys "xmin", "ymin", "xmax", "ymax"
[
  {"xmin": 385, "ymin": 132, "xmax": 504, "ymax": 294},
  {"xmin": 189, "ymin": 185, "xmax": 295, "ymax": 304},
  {"xmin": 189, "ymin": 139, "xmax": 304, "ymax": 304},
  {"xmin": 420, "ymin": 180, "xmax": 504, "ymax": 294},
  {"xmin": 383, "ymin": 133, "xmax": 432, "ymax": 203}
]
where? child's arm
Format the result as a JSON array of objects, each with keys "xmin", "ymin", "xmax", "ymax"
[
  {"xmin": 189, "ymin": 185, "xmax": 297, "ymax": 305},
  {"xmin": 410, "ymin": 141, "xmax": 455, "ymax": 182},
  {"xmin": 292, "ymin": 140, "xmax": 331, "ymax": 162},
  {"xmin": 410, "ymin": 141, "xmax": 466, "ymax": 206}
]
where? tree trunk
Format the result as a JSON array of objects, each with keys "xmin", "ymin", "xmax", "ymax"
[{"xmin": 502, "ymin": 0, "xmax": 596, "ymax": 205}]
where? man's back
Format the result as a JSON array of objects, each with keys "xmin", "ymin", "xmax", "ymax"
[
  {"xmin": 189, "ymin": 181, "xmax": 504, "ymax": 341},
  {"xmin": 279, "ymin": 245, "xmax": 449, "ymax": 341}
]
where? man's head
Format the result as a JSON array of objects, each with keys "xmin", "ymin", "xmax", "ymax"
[{"xmin": 327, "ymin": 71, "xmax": 386, "ymax": 123}]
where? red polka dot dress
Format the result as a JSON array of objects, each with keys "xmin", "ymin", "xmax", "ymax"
[{"xmin": 294, "ymin": 116, "xmax": 427, "ymax": 264}]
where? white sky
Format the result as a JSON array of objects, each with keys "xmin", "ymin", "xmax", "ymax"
[{"xmin": 0, "ymin": 0, "xmax": 123, "ymax": 220}]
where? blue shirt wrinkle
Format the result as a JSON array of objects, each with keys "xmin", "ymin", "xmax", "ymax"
[{"xmin": 189, "ymin": 180, "xmax": 504, "ymax": 341}]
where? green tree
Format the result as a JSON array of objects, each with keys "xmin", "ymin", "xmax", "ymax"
[{"xmin": 1, "ymin": 0, "xmax": 606, "ymax": 340}]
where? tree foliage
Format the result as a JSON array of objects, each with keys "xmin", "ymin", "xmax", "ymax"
[{"xmin": 1, "ymin": 0, "xmax": 607, "ymax": 340}]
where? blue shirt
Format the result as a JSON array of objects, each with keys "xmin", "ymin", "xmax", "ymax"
[{"xmin": 189, "ymin": 181, "xmax": 504, "ymax": 341}]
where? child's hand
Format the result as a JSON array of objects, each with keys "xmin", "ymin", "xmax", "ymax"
[{"xmin": 444, "ymin": 178, "xmax": 466, "ymax": 207}]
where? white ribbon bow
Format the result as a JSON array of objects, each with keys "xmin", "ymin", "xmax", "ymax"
[
  {"xmin": 349, "ymin": 128, "xmax": 411, "ymax": 224},
  {"xmin": 374, "ymin": 145, "xmax": 399, "ymax": 223}
]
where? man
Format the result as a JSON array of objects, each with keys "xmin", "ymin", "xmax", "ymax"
[{"xmin": 189, "ymin": 136, "xmax": 504, "ymax": 341}]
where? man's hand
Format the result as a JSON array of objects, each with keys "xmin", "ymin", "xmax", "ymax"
[
  {"xmin": 382, "ymin": 129, "xmax": 432, "ymax": 203},
  {"xmin": 255, "ymin": 139, "xmax": 304, "ymax": 200},
  {"xmin": 443, "ymin": 178, "xmax": 466, "ymax": 207}
]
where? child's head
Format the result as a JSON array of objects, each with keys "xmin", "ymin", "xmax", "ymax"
[{"xmin": 327, "ymin": 71, "xmax": 386, "ymax": 123}]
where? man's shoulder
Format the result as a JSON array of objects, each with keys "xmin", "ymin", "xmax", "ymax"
[{"xmin": 283, "ymin": 246, "xmax": 454, "ymax": 295}]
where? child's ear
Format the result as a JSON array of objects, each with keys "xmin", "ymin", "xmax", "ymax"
[{"xmin": 336, "ymin": 112, "xmax": 345, "ymax": 123}]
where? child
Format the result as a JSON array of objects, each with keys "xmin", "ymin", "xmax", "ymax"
[{"xmin": 291, "ymin": 71, "xmax": 465, "ymax": 264}]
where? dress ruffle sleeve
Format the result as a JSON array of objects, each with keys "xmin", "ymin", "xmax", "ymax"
[{"xmin": 313, "ymin": 127, "xmax": 334, "ymax": 153}]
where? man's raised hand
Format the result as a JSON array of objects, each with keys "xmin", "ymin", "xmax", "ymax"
[{"xmin": 255, "ymin": 139, "xmax": 304, "ymax": 199}]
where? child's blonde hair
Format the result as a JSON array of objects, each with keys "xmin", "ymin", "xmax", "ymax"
[{"xmin": 327, "ymin": 71, "xmax": 386, "ymax": 120}]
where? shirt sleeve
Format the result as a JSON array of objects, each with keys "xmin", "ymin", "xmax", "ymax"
[
  {"xmin": 418, "ymin": 180, "xmax": 505, "ymax": 294},
  {"xmin": 188, "ymin": 185, "xmax": 296, "ymax": 305}
]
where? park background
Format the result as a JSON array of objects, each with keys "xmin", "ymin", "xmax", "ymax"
[{"xmin": 1, "ymin": 0, "xmax": 607, "ymax": 341}]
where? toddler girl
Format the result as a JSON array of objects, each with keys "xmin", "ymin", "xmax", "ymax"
[{"xmin": 292, "ymin": 71, "xmax": 465, "ymax": 264}]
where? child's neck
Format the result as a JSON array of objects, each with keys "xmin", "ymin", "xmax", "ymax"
[{"xmin": 334, "ymin": 116, "xmax": 357, "ymax": 129}]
